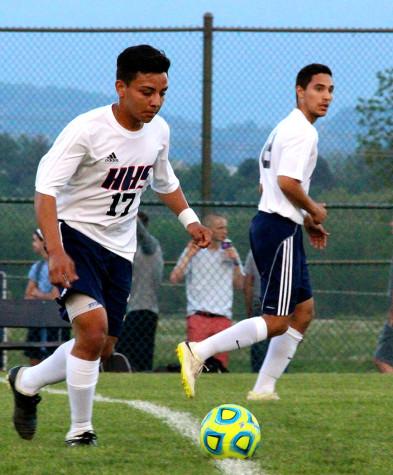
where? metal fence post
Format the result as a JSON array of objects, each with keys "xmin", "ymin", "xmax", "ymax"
[{"xmin": 201, "ymin": 12, "xmax": 213, "ymax": 214}]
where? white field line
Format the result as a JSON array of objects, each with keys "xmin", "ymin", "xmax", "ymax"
[{"xmin": 0, "ymin": 377, "xmax": 268, "ymax": 475}]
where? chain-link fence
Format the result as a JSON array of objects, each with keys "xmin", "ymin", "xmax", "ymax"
[{"xmin": 0, "ymin": 16, "xmax": 392, "ymax": 372}]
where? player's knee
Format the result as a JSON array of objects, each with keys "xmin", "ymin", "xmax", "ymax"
[
  {"xmin": 303, "ymin": 305, "xmax": 314, "ymax": 323},
  {"xmin": 264, "ymin": 316, "xmax": 289, "ymax": 337},
  {"xmin": 88, "ymin": 330, "xmax": 107, "ymax": 349},
  {"xmin": 275, "ymin": 321, "xmax": 290, "ymax": 336},
  {"xmin": 75, "ymin": 327, "xmax": 107, "ymax": 359},
  {"xmin": 293, "ymin": 299, "xmax": 315, "ymax": 327}
]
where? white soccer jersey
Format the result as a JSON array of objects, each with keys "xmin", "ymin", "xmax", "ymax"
[
  {"xmin": 35, "ymin": 105, "xmax": 179, "ymax": 261},
  {"xmin": 258, "ymin": 108, "xmax": 318, "ymax": 224}
]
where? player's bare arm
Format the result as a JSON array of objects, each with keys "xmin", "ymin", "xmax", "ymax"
[
  {"xmin": 156, "ymin": 186, "xmax": 212, "ymax": 248},
  {"xmin": 277, "ymin": 175, "xmax": 327, "ymax": 224},
  {"xmin": 34, "ymin": 192, "xmax": 78, "ymax": 287}
]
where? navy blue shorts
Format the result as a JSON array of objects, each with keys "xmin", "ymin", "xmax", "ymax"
[
  {"xmin": 249, "ymin": 211, "xmax": 312, "ymax": 316},
  {"xmin": 58, "ymin": 222, "xmax": 132, "ymax": 338}
]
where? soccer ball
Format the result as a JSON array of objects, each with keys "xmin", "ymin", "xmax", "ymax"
[{"xmin": 199, "ymin": 403, "xmax": 261, "ymax": 459}]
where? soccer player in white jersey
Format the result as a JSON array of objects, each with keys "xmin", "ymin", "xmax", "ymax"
[
  {"xmin": 8, "ymin": 44, "xmax": 211, "ymax": 446},
  {"xmin": 177, "ymin": 64, "xmax": 333, "ymax": 399}
]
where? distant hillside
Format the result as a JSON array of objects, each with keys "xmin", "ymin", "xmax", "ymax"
[
  {"xmin": 317, "ymin": 107, "xmax": 361, "ymax": 156},
  {"xmin": 0, "ymin": 82, "xmax": 360, "ymax": 165},
  {"xmin": 0, "ymin": 82, "xmax": 114, "ymax": 138}
]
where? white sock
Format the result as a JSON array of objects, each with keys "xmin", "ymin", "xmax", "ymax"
[
  {"xmin": 18, "ymin": 339, "xmax": 75, "ymax": 396},
  {"xmin": 66, "ymin": 353, "xmax": 100, "ymax": 439},
  {"xmin": 195, "ymin": 317, "xmax": 268, "ymax": 362},
  {"xmin": 252, "ymin": 326, "xmax": 303, "ymax": 393}
]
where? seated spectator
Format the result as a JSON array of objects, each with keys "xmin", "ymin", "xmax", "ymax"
[{"xmin": 24, "ymin": 229, "xmax": 60, "ymax": 365}]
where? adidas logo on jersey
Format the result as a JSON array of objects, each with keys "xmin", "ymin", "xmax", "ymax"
[{"xmin": 105, "ymin": 152, "xmax": 119, "ymax": 162}]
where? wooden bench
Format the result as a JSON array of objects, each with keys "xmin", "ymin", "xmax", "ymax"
[
  {"xmin": 0, "ymin": 300, "xmax": 71, "ymax": 351},
  {"xmin": 0, "ymin": 300, "xmax": 133, "ymax": 372}
]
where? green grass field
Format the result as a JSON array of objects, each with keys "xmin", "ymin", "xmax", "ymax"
[{"xmin": 1, "ymin": 372, "xmax": 392, "ymax": 475}]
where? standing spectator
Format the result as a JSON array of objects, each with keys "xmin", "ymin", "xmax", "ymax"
[
  {"xmin": 243, "ymin": 250, "xmax": 270, "ymax": 372},
  {"xmin": 116, "ymin": 211, "xmax": 164, "ymax": 371},
  {"xmin": 0, "ymin": 271, "xmax": 6, "ymax": 371},
  {"xmin": 170, "ymin": 213, "xmax": 244, "ymax": 371},
  {"xmin": 0, "ymin": 270, "xmax": 7, "ymax": 370},
  {"xmin": 373, "ymin": 221, "xmax": 393, "ymax": 373},
  {"xmin": 24, "ymin": 229, "xmax": 59, "ymax": 365}
]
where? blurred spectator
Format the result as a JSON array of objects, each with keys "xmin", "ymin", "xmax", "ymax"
[
  {"xmin": 170, "ymin": 213, "xmax": 244, "ymax": 371},
  {"xmin": 0, "ymin": 274, "xmax": 3, "ymax": 369},
  {"xmin": 0, "ymin": 330, "xmax": 3, "ymax": 369},
  {"xmin": 373, "ymin": 221, "xmax": 393, "ymax": 373},
  {"xmin": 243, "ymin": 250, "xmax": 270, "ymax": 372},
  {"xmin": 116, "ymin": 212, "xmax": 164, "ymax": 371},
  {"xmin": 0, "ymin": 270, "xmax": 5, "ymax": 369},
  {"xmin": 24, "ymin": 229, "xmax": 60, "ymax": 365}
]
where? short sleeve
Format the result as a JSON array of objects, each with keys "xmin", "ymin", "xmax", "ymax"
[
  {"xmin": 27, "ymin": 262, "xmax": 39, "ymax": 282},
  {"xmin": 35, "ymin": 118, "xmax": 89, "ymax": 197},
  {"xmin": 150, "ymin": 150, "xmax": 180, "ymax": 194},
  {"xmin": 277, "ymin": 129, "xmax": 316, "ymax": 182},
  {"xmin": 150, "ymin": 122, "xmax": 180, "ymax": 194}
]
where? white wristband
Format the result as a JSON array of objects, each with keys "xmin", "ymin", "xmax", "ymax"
[{"xmin": 178, "ymin": 208, "xmax": 200, "ymax": 229}]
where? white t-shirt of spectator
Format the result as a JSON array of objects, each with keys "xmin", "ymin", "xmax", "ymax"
[
  {"xmin": 35, "ymin": 105, "xmax": 179, "ymax": 262},
  {"xmin": 258, "ymin": 108, "xmax": 318, "ymax": 225},
  {"xmin": 178, "ymin": 247, "xmax": 243, "ymax": 319}
]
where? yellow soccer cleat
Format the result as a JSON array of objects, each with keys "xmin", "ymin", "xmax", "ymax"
[{"xmin": 176, "ymin": 341, "xmax": 204, "ymax": 398}]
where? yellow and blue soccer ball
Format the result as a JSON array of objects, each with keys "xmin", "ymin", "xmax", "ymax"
[{"xmin": 199, "ymin": 403, "xmax": 261, "ymax": 459}]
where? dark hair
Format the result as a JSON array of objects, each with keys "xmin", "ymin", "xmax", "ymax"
[
  {"xmin": 116, "ymin": 45, "xmax": 170, "ymax": 84},
  {"xmin": 296, "ymin": 63, "xmax": 332, "ymax": 90}
]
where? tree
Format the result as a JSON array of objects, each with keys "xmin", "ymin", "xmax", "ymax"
[
  {"xmin": 356, "ymin": 68, "xmax": 393, "ymax": 187},
  {"xmin": 236, "ymin": 158, "xmax": 259, "ymax": 182},
  {"xmin": 312, "ymin": 156, "xmax": 335, "ymax": 195},
  {"xmin": 0, "ymin": 133, "xmax": 50, "ymax": 196}
]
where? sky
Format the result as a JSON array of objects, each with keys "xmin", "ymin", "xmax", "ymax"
[
  {"xmin": 1, "ymin": 0, "xmax": 393, "ymax": 29},
  {"xmin": 1, "ymin": 0, "xmax": 393, "ymax": 157}
]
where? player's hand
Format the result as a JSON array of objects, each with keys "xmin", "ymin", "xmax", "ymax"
[
  {"xmin": 47, "ymin": 248, "xmax": 79, "ymax": 288},
  {"xmin": 187, "ymin": 222, "xmax": 212, "ymax": 248},
  {"xmin": 310, "ymin": 202, "xmax": 327, "ymax": 224},
  {"xmin": 304, "ymin": 216, "xmax": 330, "ymax": 249}
]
